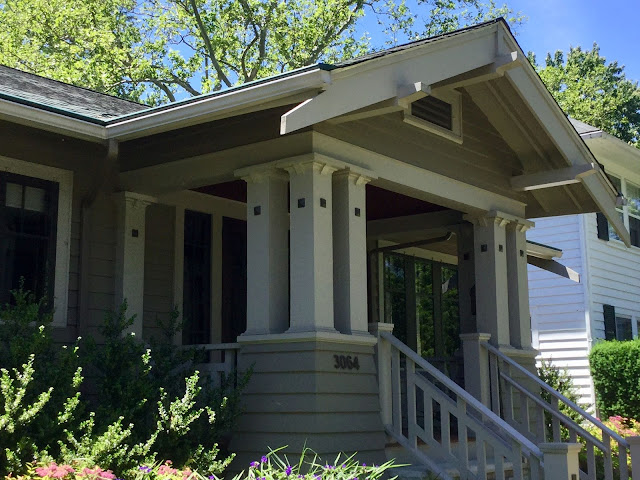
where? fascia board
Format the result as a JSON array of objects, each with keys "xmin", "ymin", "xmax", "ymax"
[
  {"xmin": 329, "ymin": 24, "xmax": 499, "ymax": 81},
  {"xmin": 106, "ymin": 68, "xmax": 330, "ymax": 140},
  {"xmin": 0, "ymin": 97, "xmax": 107, "ymax": 142}
]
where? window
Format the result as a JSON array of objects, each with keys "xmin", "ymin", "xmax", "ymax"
[
  {"xmin": 603, "ymin": 304, "xmax": 634, "ymax": 341},
  {"xmin": 599, "ymin": 174, "xmax": 640, "ymax": 247},
  {"xmin": 0, "ymin": 158, "xmax": 72, "ymax": 326},
  {"xmin": 403, "ymin": 90, "xmax": 462, "ymax": 143}
]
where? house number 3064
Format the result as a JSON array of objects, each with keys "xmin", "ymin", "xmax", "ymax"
[{"xmin": 333, "ymin": 355, "xmax": 360, "ymax": 370}]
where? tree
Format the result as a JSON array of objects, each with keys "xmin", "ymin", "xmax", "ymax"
[
  {"xmin": 530, "ymin": 44, "xmax": 640, "ymax": 148},
  {"xmin": 0, "ymin": 0, "xmax": 523, "ymax": 104}
]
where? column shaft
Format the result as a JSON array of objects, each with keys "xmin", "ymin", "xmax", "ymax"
[
  {"xmin": 333, "ymin": 171, "xmax": 370, "ymax": 335},
  {"xmin": 114, "ymin": 192, "xmax": 154, "ymax": 337},
  {"xmin": 506, "ymin": 223, "xmax": 532, "ymax": 348},
  {"xmin": 466, "ymin": 213, "xmax": 510, "ymax": 346},
  {"xmin": 288, "ymin": 161, "xmax": 337, "ymax": 333},
  {"xmin": 245, "ymin": 171, "xmax": 289, "ymax": 335}
]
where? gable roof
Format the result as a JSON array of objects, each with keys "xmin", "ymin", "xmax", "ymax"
[{"xmin": 0, "ymin": 65, "xmax": 148, "ymax": 120}]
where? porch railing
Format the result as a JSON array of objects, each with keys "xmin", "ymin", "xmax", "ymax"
[
  {"xmin": 192, "ymin": 343, "xmax": 240, "ymax": 388},
  {"xmin": 378, "ymin": 330, "xmax": 544, "ymax": 480},
  {"xmin": 483, "ymin": 341, "xmax": 630, "ymax": 480}
]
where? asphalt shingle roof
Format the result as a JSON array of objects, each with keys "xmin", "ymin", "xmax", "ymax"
[{"xmin": 0, "ymin": 65, "xmax": 148, "ymax": 120}]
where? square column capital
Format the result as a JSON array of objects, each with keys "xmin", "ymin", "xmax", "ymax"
[
  {"xmin": 463, "ymin": 210, "xmax": 534, "ymax": 231},
  {"xmin": 332, "ymin": 168, "xmax": 374, "ymax": 186},
  {"xmin": 114, "ymin": 191, "xmax": 157, "ymax": 209},
  {"xmin": 283, "ymin": 159, "xmax": 339, "ymax": 177}
]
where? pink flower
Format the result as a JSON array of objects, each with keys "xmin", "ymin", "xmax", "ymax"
[
  {"xmin": 157, "ymin": 465, "xmax": 178, "ymax": 476},
  {"xmin": 35, "ymin": 463, "xmax": 75, "ymax": 479},
  {"xmin": 77, "ymin": 467, "xmax": 115, "ymax": 480}
]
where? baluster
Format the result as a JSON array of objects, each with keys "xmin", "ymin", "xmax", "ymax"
[
  {"xmin": 476, "ymin": 437, "xmax": 487, "ymax": 480},
  {"xmin": 586, "ymin": 442, "xmax": 596, "ymax": 480},
  {"xmin": 441, "ymin": 403, "xmax": 451, "ymax": 454},
  {"xmin": 489, "ymin": 353, "xmax": 500, "ymax": 416},
  {"xmin": 503, "ymin": 362, "xmax": 514, "ymax": 425},
  {"xmin": 619, "ymin": 443, "xmax": 629, "ymax": 480},
  {"xmin": 520, "ymin": 393, "xmax": 530, "ymax": 434},
  {"xmin": 494, "ymin": 454, "xmax": 505, "ymax": 480},
  {"xmin": 535, "ymin": 404, "xmax": 546, "ymax": 442},
  {"xmin": 603, "ymin": 433, "xmax": 613, "ymax": 480},
  {"xmin": 424, "ymin": 389, "xmax": 433, "ymax": 441},
  {"xmin": 391, "ymin": 348, "xmax": 402, "ymax": 436},
  {"xmin": 406, "ymin": 358, "xmax": 417, "ymax": 447},
  {"xmin": 550, "ymin": 397, "xmax": 561, "ymax": 442},
  {"xmin": 569, "ymin": 428, "xmax": 577, "ymax": 443},
  {"xmin": 529, "ymin": 455, "xmax": 542, "ymax": 480},
  {"xmin": 510, "ymin": 441, "xmax": 523, "ymax": 480},
  {"xmin": 456, "ymin": 397, "xmax": 469, "ymax": 472}
]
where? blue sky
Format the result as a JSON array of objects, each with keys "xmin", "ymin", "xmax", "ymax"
[{"xmin": 508, "ymin": 0, "xmax": 639, "ymax": 82}]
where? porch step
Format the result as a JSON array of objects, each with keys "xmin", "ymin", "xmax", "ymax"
[{"xmin": 394, "ymin": 462, "xmax": 516, "ymax": 480}]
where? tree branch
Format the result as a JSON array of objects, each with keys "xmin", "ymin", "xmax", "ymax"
[{"xmin": 188, "ymin": 0, "xmax": 232, "ymax": 87}]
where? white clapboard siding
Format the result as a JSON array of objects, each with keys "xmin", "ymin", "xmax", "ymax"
[
  {"xmin": 583, "ymin": 212, "xmax": 640, "ymax": 340},
  {"xmin": 527, "ymin": 215, "xmax": 587, "ymax": 332},
  {"xmin": 533, "ymin": 328, "xmax": 595, "ymax": 409}
]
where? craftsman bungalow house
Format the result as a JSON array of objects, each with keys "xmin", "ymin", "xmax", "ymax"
[{"xmin": 1, "ymin": 19, "xmax": 636, "ymax": 480}]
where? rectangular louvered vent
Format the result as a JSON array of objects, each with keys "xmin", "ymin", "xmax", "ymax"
[{"xmin": 411, "ymin": 96, "xmax": 453, "ymax": 131}]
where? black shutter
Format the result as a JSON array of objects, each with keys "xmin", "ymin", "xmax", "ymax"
[
  {"xmin": 630, "ymin": 216, "xmax": 640, "ymax": 247},
  {"xmin": 603, "ymin": 304, "xmax": 616, "ymax": 341},
  {"xmin": 596, "ymin": 213, "xmax": 610, "ymax": 241}
]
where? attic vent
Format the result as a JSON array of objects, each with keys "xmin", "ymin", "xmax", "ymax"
[{"xmin": 411, "ymin": 96, "xmax": 452, "ymax": 131}]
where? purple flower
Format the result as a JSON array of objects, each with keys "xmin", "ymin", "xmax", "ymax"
[
  {"xmin": 261, "ymin": 456, "xmax": 268, "ymax": 464},
  {"xmin": 324, "ymin": 465, "xmax": 335, "ymax": 470},
  {"xmin": 138, "ymin": 466, "xmax": 152, "ymax": 473},
  {"xmin": 285, "ymin": 466, "xmax": 292, "ymax": 476},
  {"xmin": 250, "ymin": 461, "xmax": 259, "ymax": 468},
  {"xmin": 362, "ymin": 463, "xmax": 366, "ymax": 467},
  {"xmin": 208, "ymin": 476, "xmax": 216, "ymax": 480}
]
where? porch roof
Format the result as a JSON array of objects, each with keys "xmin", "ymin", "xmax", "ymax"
[{"xmin": 0, "ymin": 19, "xmax": 629, "ymax": 243}]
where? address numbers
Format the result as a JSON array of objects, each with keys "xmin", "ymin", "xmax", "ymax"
[{"xmin": 333, "ymin": 354, "xmax": 360, "ymax": 370}]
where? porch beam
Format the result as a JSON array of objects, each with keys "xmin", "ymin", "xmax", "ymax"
[
  {"xmin": 367, "ymin": 210, "xmax": 463, "ymax": 238},
  {"xmin": 510, "ymin": 163, "xmax": 598, "ymax": 191},
  {"xmin": 281, "ymin": 27, "xmax": 505, "ymax": 134},
  {"xmin": 313, "ymin": 132, "xmax": 527, "ymax": 217},
  {"xmin": 326, "ymin": 99, "xmax": 403, "ymax": 125},
  {"xmin": 430, "ymin": 51, "xmax": 521, "ymax": 90}
]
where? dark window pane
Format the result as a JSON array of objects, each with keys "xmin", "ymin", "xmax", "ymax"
[
  {"xmin": 0, "ymin": 172, "xmax": 57, "ymax": 305},
  {"xmin": 415, "ymin": 261, "xmax": 434, "ymax": 358},
  {"xmin": 182, "ymin": 210, "xmax": 212, "ymax": 345},
  {"xmin": 616, "ymin": 317, "xmax": 632, "ymax": 341},
  {"xmin": 441, "ymin": 266, "xmax": 460, "ymax": 357}
]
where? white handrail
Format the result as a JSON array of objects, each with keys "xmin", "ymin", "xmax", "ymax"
[
  {"xmin": 483, "ymin": 341, "xmax": 629, "ymax": 449},
  {"xmin": 381, "ymin": 331, "xmax": 543, "ymax": 459}
]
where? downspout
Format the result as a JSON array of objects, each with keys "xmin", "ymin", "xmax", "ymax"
[{"xmin": 77, "ymin": 139, "xmax": 119, "ymax": 337}]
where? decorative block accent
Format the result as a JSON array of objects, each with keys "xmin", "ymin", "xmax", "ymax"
[
  {"xmin": 253, "ymin": 206, "xmax": 261, "ymax": 216},
  {"xmin": 480, "ymin": 244, "xmax": 488, "ymax": 252},
  {"xmin": 131, "ymin": 229, "xmax": 139, "ymax": 238},
  {"xmin": 298, "ymin": 198, "xmax": 305, "ymax": 208},
  {"xmin": 320, "ymin": 198, "xmax": 327, "ymax": 208},
  {"xmin": 355, "ymin": 207, "xmax": 361, "ymax": 217}
]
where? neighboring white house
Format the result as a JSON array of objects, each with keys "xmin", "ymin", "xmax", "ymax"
[{"xmin": 528, "ymin": 118, "xmax": 640, "ymax": 409}]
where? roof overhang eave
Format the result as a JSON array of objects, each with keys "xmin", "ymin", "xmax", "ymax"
[{"xmin": 0, "ymin": 67, "xmax": 331, "ymax": 143}]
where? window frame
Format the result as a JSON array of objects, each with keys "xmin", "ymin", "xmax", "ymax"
[
  {"xmin": 0, "ymin": 156, "xmax": 73, "ymax": 327},
  {"xmin": 602, "ymin": 173, "xmax": 640, "ymax": 248},
  {"xmin": 403, "ymin": 89, "xmax": 463, "ymax": 144}
]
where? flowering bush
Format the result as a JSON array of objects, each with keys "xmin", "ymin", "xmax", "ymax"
[
  {"xmin": 232, "ymin": 448, "xmax": 397, "ymax": 480},
  {"xmin": 581, "ymin": 415, "xmax": 640, "ymax": 479}
]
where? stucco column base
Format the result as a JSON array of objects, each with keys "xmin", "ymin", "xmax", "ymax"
[{"xmin": 229, "ymin": 335, "xmax": 387, "ymax": 473}]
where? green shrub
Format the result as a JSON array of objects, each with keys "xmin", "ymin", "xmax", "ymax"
[
  {"xmin": 0, "ymin": 289, "xmax": 247, "ymax": 477},
  {"xmin": 537, "ymin": 359, "xmax": 583, "ymax": 439},
  {"xmin": 589, "ymin": 339, "xmax": 640, "ymax": 419}
]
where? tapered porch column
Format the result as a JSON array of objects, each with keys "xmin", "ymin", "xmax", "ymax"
[
  {"xmin": 506, "ymin": 218, "xmax": 534, "ymax": 349},
  {"xmin": 287, "ymin": 161, "xmax": 338, "ymax": 333},
  {"xmin": 332, "ymin": 169, "xmax": 372, "ymax": 335},
  {"xmin": 242, "ymin": 169, "xmax": 290, "ymax": 335},
  {"xmin": 463, "ymin": 211, "xmax": 510, "ymax": 347},
  {"xmin": 114, "ymin": 191, "xmax": 156, "ymax": 337}
]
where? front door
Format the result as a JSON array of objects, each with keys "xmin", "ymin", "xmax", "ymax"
[{"xmin": 383, "ymin": 252, "xmax": 463, "ymax": 385}]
